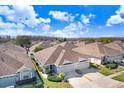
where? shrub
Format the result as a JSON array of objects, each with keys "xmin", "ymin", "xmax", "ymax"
[
  {"xmin": 34, "ymin": 46, "xmax": 43, "ymax": 52},
  {"xmin": 90, "ymin": 63, "xmax": 99, "ymax": 69},
  {"xmin": 105, "ymin": 63, "xmax": 118, "ymax": 69},
  {"xmin": 64, "ymin": 79, "xmax": 69, "ymax": 82},
  {"xmin": 58, "ymin": 72, "xmax": 65, "ymax": 79},
  {"xmin": 47, "ymin": 75, "xmax": 62, "ymax": 82}
]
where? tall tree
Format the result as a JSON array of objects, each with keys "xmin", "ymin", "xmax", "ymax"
[{"xmin": 15, "ymin": 36, "xmax": 31, "ymax": 48}]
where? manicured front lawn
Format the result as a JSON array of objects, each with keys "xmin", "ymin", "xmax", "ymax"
[
  {"xmin": 98, "ymin": 68, "xmax": 114, "ymax": 76},
  {"xmin": 98, "ymin": 66, "xmax": 124, "ymax": 76},
  {"xmin": 114, "ymin": 66, "xmax": 124, "ymax": 73},
  {"xmin": 40, "ymin": 72, "xmax": 72, "ymax": 88},
  {"xmin": 90, "ymin": 62, "xmax": 124, "ymax": 76},
  {"xmin": 112, "ymin": 74, "xmax": 124, "ymax": 82}
]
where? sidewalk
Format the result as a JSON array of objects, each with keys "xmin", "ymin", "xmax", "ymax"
[
  {"xmin": 107, "ymin": 70, "xmax": 124, "ymax": 78},
  {"xmin": 68, "ymin": 72, "xmax": 122, "ymax": 88}
]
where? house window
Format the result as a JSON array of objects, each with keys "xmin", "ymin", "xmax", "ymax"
[
  {"xmin": 46, "ymin": 67, "xmax": 49, "ymax": 70},
  {"xmin": 50, "ymin": 65, "xmax": 52, "ymax": 70}
]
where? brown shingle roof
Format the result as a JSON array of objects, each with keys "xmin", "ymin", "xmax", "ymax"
[
  {"xmin": 73, "ymin": 42, "xmax": 122, "ymax": 58},
  {"xmin": 0, "ymin": 44, "xmax": 33, "ymax": 76},
  {"xmin": 73, "ymin": 42, "xmax": 104, "ymax": 58},
  {"xmin": 35, "ymin": 42, "xmax": 90, "ymax": 66},
  {"xmin": 35, "ymin": 41, "xmax": 123, "ymax": 67},
  {"xmin": 57, "ymin": 50, "xmax": 90, "ymax": 66},
  {"xmin": 105, "ymin": 40, "xmax": 124, "ymax": 53},
  {"xmin": 0, "ymin": 51, "xmax": 23, "ymax": 76},
  {"xmin": 1, "ymin": 44, "xmax": 33, "ymax": 68}
]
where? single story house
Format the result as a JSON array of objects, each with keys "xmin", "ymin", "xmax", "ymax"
[
  {"xmin": 73, "ymin": 41, "xmax": 124, "ymax": 65},
  {"xmin": 33, "ymin": 42, "xmax": 90, "ymax": 74},
  {"xmin": 0, "ymin": 44, "xmax": 36, "ymax": 87}
]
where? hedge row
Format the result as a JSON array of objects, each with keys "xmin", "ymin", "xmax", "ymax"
[
  {"xmin": 47, "ymin": 75, "xmax": 62, "ymax": 82},
  {"xmin": 105, "ymin": 63, "xmax": 118, "ymax": 69}
]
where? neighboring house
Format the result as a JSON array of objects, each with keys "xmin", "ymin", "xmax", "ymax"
[
  {"xmin": 105, "ymin": 40, "xmax": 124, "ymax": 53},
  {"xmin": 0, "ymin": 44, "xmax": 36, "ymax": 87},
  {"xmin": 30, "ymin": 40, "xmax": 59, "ymax": 51},
  {"xmin": 0, "ymin": 68, "xmax": 36, "ymax": 88},
  {"xmin": 34, "ymin": 42, "xmax": 90, "ymax": 74},
  {"xmin": 73, "ymin": 41, "xmax": 124, "ymax": 64},
  {"xmin": 101, "ymin": 54, "xmax": 124, "ymax": 65}
]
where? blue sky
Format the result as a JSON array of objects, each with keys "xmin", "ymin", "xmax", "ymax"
[{"xmin": 0, "ymin": 5, "xmax": 124, "ymax": 38}]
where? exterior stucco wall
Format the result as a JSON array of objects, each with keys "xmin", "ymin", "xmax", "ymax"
[
  {"xmin": 0, "ymin": 74, "xmax": 17, "ymax": 88},
  {"xmin": 90, "ymin": 58, "xmax": 101, "ymax": 65},
  {"xmin": 57, "ymin": 61, "xmax": 89, "ymax": 73},
  {"xmin": 0, "ymin": 69, "xmax": 36, "ymax": 88}
]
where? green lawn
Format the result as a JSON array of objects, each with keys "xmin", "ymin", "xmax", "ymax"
[
  {"xmin": 98, "ymin": 68, "xmax": 114, "ymax": 76},
  {"xmin": 94, "ymin": 63, "xmax": 124, "ymax": 76},
  {"xmin": 114, "ymin": 66, "xmax": 124, "ymax": 73},
  {"xmin": 112, "ymin": 74, "xmax": 124, "ymax": 82},
  {"xmin": 32, "ymin": 59, "xmax": 72, "ymax": 88},
  {"xmin": 41, "ymin": 75, "xmax": 72, "ymax": 88}
]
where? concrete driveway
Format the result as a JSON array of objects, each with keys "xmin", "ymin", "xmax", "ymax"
[
  {"xmin": 68, "ymin": 72, "xmax": 123, "ymax": 88},
  {"xmin": 64, "ymin": 68, "xmax": 97, "ymax": 80}
]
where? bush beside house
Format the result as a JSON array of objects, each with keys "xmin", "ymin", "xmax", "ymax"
[
  {"xmin": 105, "ymin": 63, "xmax": 118, "ymax": 69},
  {"xmin": 47, "ymin": 75, "xmax": 62, "ymax": 82},
  {"xmin": 34, "ymin": 46, "xmax": 43, "ymax": 52},
  {"xmin": 90, "ymin": 63, "xmax": 99, "ymax": 69},
  {"xmin": 47, "ymin": 72, "xmax": 65, "ymax": 82}
]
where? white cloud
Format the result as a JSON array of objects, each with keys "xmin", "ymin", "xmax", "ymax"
[
  {"xmin": 81, "ymin": 13, "xmax": 95, "ymax": 24},
  {"xmin": 116, "ymin": 5, "xmax": 124, "ymax": 15},
  {"xmin": 0, "ymin": 5, "xmax": 51, "ymax": 28},
  {"xmin": 51, "ymin": 22, "xmax": 85, "ymax": 38},
  {"xmin": 0, "ymin": 17, "xmax": 25, "ymax": 29},
  {"xmin": 0, "ymin": 29, "xmax": 36, "ymax": 36},
  {"xmin": 0, "ymin": 5, "xmax": 51, "ymax": 36},
  {"xmin": 106, "ymin": 15, "xmax": 124, "ymax": 26},
  {"xmin": 106, "ymin": 5, "xmax": 124, "ymax": 26},
  {"xmin": 42, "ymin": 24, "xmax": 50, "ymax": 31},
  {"xmin": 49, "ymin": 11, "xmax": 74, "ymax": 22},
  {"xmin": 39, "ymin": 18, "xmax": 51, "ymax": 23},
  {"xmin": 0, "ymin": 6, "xmax": 14, "ymax": 17}
]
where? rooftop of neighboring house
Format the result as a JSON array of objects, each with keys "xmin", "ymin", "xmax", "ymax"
[
  {"xmin": 105, "ymin": 40, "xmax": 124, "ymax": 53},
  {"xmin": 0, "ymin": 44, "xmax": 33, "ymax": 76},
  {"xmin": 73, "ymin": 41, "xmax": 123, "ymax": 58},
  {"xmin": 34, "ymin": 42, "xmax": 90, "ymax": 66},
  {"xmin": 34, "ymin": 40, "xmax": 124, "ymax": 66},
  {"xmin": 30, "ymin": 40, "xmax": 60, "ymax": 51}
]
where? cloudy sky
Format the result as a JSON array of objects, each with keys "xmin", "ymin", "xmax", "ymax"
[{"xmin": 0, "ymin": 5, "xmax": 124, "ymax": 38}]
